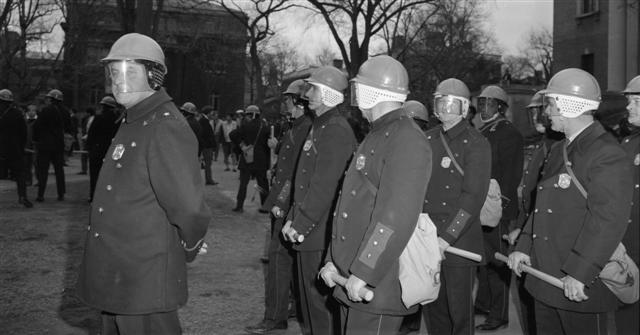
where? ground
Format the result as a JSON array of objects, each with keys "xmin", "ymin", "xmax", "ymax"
[{"xmin": 0, "ymin": 156, "xmax": 523, "ymax": 335}]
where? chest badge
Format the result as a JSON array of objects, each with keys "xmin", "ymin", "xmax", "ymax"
[
  {"xmin": 441, "ymin": 156, "xmax": 451, "ymax": 169},
  {"xmin": 355, "ymin": 154, "xmax": 366, "ymax": 170},
  {"xmin": 634, "ymin": 153, "xmax": 639, "ymax": 166},
  {"xmin": 112, "ymin": 144, "xmax": 125, "ymax": 161},
  {"xmin": 558, "ymin": 173, "xmax": 571, "ymax": 189},
  {"xmin": 303, "ymin": 139, "xmax": 312, "ymax": 152}
]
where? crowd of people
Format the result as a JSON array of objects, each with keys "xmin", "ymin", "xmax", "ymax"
[{"xmin": 1, "ymin": 32, "xmax": 638, "ymax": 335}]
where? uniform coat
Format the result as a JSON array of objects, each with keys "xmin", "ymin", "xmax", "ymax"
[
  {"xmin": 0, "ymin": 103, "xmax": 27, "ymax": 159},
  {"xmin": 86, "ymin": 108, "xmax": 120, "ymax": 200},
  {"xmin": 423, "ymin": 120, "xmax": 490, "ymax": 266},
  {"xmin": 33, "ymin": 103, "xmax": 65, "ymax": 153},
  {"xmin": 235, "ymin": 117, "xmax": 271, "ymax": 172},
  {"xmin": 329, "ymin": 109, "xmax": 432, "ymax": 315},
  {"xmin": 289, "ymin": 108, "xmax": 357, "ymax": 252},
  {"xmin": 516, "ymin": 122, "xmax": 632, "ymax": 313},
  {"xmin": 77, "ymin": 89, "xmax": 211, "ymax": 314}
]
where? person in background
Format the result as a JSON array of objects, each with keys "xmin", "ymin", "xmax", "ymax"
[
  {"xmin": 199, "ymin": 105, "xmax": 218, "ymax": 185},
  {"xmin": 0, "ymin": 89, "xmax": 32, "ymax": 208},
  {"xmin": 221, "ymin": 112, "xmax": 238, "ymax": 172},
  {"xmin": 86, "ymin": 96, "xmax": 120, "ymax": 202},
  {"xmin": 180, "ymin": 102, "xmax": 203, "ymax": 157},
  {"xmin": 403, "ymin": 100, "xmax": 429, "ymax": 131},
  {"xmin": 24, "ymin": 104, "xmax": 38, "ymax": 186}
]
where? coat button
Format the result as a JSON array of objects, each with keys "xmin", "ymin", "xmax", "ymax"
[
  {"xmin": 333, "ymin": 211, "xmax": 336, "ymax": 217},
  {"xmin": 445, "ymin": 185, "xmax": 450, "ymax": 189},
  {"xmin": 532, "ymin": 234, "xmax": 537, "ymax": 239},
  {"xmin": 116, "ymin": 163, "xmax": 122, "ymax": 169},
  {"xmin": 87, "ymin": 226, "xmax": 91, "ymax": 231},
  {"xmin": 379, "ymin": 228, "xmax": 384, "ymax": 233},
  {"xmin": 131, "ymin": 141, "xmax": 136, "ymax": 147},
  {"xmin": 442, "ymin": 202, "xmax": 446, "ymax": 206},
  {"xmin": 351, "ymin": 190, "xmax": 356, "ymax": 196},
  {"xmin": 373, "ymin": 241, "xmax": 378, "ymax": 245},
  {"xmin": 544, "ymin": 236, "xmax": 548, "ymax": 241},
  {"xmin": 98, "ymin": 207, "xmax": 104, "ymax": 213},
  {"xmin": 367, "ymin": 253, "xmax": 372, "ymax": 258},
  {"xmin": 635, "ymin": 184, "xmax": 639, "ymax": 189},
  {"xmin": 106, "ymin": 185, "xmax": 112, "ymax": 191},
  {"xmin": 534, "ymin": 208, "xmax": 538, "ymax": 213},
  {"xmin": 546, "ymin": 209, "xmax": 552, "ymax": 213},
  {"xmin": 94, "ymin": 232, "xmax": 100, "ymax": 238},
  {"xmin": 342, "ymin": 212, "xmax": 348, "ymax": 219},
  {"xmin": 302, "ymin": 169, "xmax": 307, "ymax": 173},
  {"xmin": 341, "ymin": 236, "xmax": 346, "ymax": 241},
  {"xmin": 538, "ymin": 186, "xmax": 543, "ymax": 190}
]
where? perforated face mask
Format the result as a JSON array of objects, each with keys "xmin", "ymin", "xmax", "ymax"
[
  {"xmin": 544, "ymin": 93, "xmax": 600, "ymax": 118},
  {"xmin": 306, "ymin": 83, "xmax": 343, "ymax": 108},
  {"xmin": 106, "ymin": 60, "xmax": 152, "ymax": 94},
  {"xmin": 350, "ymin": 82, "xmax": 406, "ymax": 110}
]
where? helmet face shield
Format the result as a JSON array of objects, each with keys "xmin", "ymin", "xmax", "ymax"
[
  {"xmin": 105, "ymin": 60, "xmax": 152, "ymax": 94},
  {"xmin": 434, "ymin": 95, "xmax": 464, "ymax": 115},
  {"xmin": 350, "ymin": 81, "xmax": 406, "ymax": 109}
]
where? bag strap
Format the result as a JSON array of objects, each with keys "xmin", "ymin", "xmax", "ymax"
[
  {"xmin": 251, "ymin": 120, "xmax": 264, "ymax": 147},
  {"xmin": 440, "ymin": 132, "xmax": 464, "ymax": 176},
  {"xmin": 562, "ymin": 141, "xmax": 588, "ymax": 199}
]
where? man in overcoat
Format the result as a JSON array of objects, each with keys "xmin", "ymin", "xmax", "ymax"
[
  {"xmin": 421, "ymin": 78, "xmax": 491, "ymax": 335},
  {"xmin": 77, "ymin": 33, "xmax": 210, "ymax": 335},
  {"xmin": 281, "ymin": 66, "xmax": 357, "ymax": 335},
  {"xmin": 508, "ymin": 68, "xmax": 632, "ymax": 334},
  {"xmin": 319, "ymin": 56, "xmax": 431, "ymax": 334}
]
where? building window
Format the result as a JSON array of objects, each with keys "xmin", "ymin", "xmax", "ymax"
[
  {"xmin": 581, "ymin": 53, "xmax": 594, "ymax": 75},
  {"xmin": 210, "ymin": 93, "xmax": 220, "ymax": 112},
  {"xmin": 577, "ymin": 0, "xmax": 599, "ymax": 16}
]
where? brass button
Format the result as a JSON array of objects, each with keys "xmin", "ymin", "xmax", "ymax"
[
  {"xmin": 342, "ymin": 212, "xmax": 348, "ymax": 219},
  {"xmin": 94, "ymin": 233, "xmax": 100, "ymax": 238},
  {"xmin": 106, "ymin": 185, "xmax": 112, "ymax": 191},
  {"xmin": 373, "ymin": 241, "xmax": 378, "ymax": 246},
  {"xmin": 98, "ymin": 207, "xmax": 104, "ymax": 213},
  {"xmin": 341, "ymin": 236, "xmax": 346, "ymax": 241},
  {"xmin": 116, "ymin": 163, "xmax": 122, "ymax": 169},
  {"xmin": 546, "ymin": 209, "xmax": 553, "ymax": 213}
]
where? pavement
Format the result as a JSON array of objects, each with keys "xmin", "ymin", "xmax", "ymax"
[{"xmin": 0, "ymin": 154, "xmax": 525, "ymax": 334}]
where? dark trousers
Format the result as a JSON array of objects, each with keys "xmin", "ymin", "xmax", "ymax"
[
  {"xmin": 423, "ymin": 265, "xmax": 475, "ymax": 335},
  {"xmin": 297, "ymin": 250, "xmax": 337, "ymax": 335},
  {"xmin": 101, "ymin": 310, "xmax": 181, "ymax": 335},
  {"xmin": 201, "ymin": 148, "xmax": 214, "ymax": 183},
  {"xmin": 264, "ymin": 217, "xmax": 296, "ymax": 323},
  {"xmin": 517, "ymin": 274, "xmax": 536, "ymax": 335},
  {"xmin": 236, "ymin": 168, "xmax": 269, "ymax": 208},
  {"xmin": 24, "ymin": 152, "xmax": 35, "ymax": 185},
  {"xmin": 477, "ymin": 219, "xmax": 511, "ymax": 323},
  {"xmin": 80, "ymin": 152, "xmax": 88, "ymax": 173},
  {"xmin": 340, "ymin": 304, "xmax": 404, "ymax": 335},
  {"xmin": 616, "ymin": 300, "xmax": 639, "ymax": 335},
  {"xmin": 5, "ymin": 157, "xmax": 27, "ymax": 199},
  {"xmin": 36, "ymin": 150, "xmax": 65, "ymax": 198},
  {"xmin": 534, "ymin": 299, "xmax": 607, "ymax": 335},
  {"xmin": 89, "ymin": 153, "xmax": 105, "ymax": 200}
]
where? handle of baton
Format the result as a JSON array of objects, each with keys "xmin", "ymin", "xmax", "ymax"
[
  {"xmin": 495, "ymin": 252, "xmax": 563, "ymax": 289},
  {"xmin": 445, "ymin": 246, "xmax": 482, "ymax": 262},
  {"xmin": 292, "ymin": 232, "xmax": 304, "ymax": 243},
  {"xmin": 329, "ymin": 272, "xmax": 374, "ymax": 301}
]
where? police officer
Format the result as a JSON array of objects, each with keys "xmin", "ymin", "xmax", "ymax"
[
  {"xmin": 232, "ymin": 104, "xmax": 270, "ymax": 212},
  {"xmin": 404, "ymin": 100, "xmax": 429, "ymax": 131},
  {"xmin": 0, "ymin": 89, "xmax": 32, "ymax": 208},
  {"xmin": 246, "ymin": 79, "xmax": 313, "ymax": 334},
  {"xmin": 180, "ymin": 102, "xmax": 203, "ymax": 156},
  {"xmin": 617, "ymin": 75, "xmax": 640, "ymax": 335},
  {"xmin": 86, "ymin": 96, "xmax": 121, "ymax": 202},
  {"xmin": 281, "ymin": 66, "xmax": 356, "ymax": 335},
  {"xmin": 77, "ymin": 33, "xmax": 211, "ymax": 335},
  {"xmin": 475, "ymin": 85, "xmax": 524, "ymax": 331},
  {"xmin": 198, "ymin": 105, "xmax": 218, "ymax": 185},
  {"xmin": 318, "ymin": 56, "xmax": 431, "ymax": 334},
  {"xmin": 420, "ymin": 78, "xmax": 491, "ymax": 335},
  {"xmin": 508, "ymin": 68, "xmax": 632, "ymax": 334}
]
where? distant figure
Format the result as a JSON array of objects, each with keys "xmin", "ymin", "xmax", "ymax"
[
  {"xmin": 198, "ymin": 106, "xmax": 218, "ymax": 185},
  {"xmin": 24, "ymin": 104, "xmax": 38, "ymax": 186}
]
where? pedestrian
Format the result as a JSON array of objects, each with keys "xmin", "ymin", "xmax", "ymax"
[
  {"xmin": 33, "ymin": 89, "xmax": 68, "ymax": 202},
  {"xmin": 0, "ymin": 89, "xmax": 32, "ymax": 208},
  {"xmin": 221, "ymin": 112, "xmax": 238, "ymax": 171},
  {"xmin": 24, "ymin": 104, "xmax": 38, "ymax": 186},
  {"xmin": 245, "ymin": 79, "xmax": 313, "ymax": 334},
  {"xmin": 508, "ymin": 68, "xmax": 632, "ymax": 335},
  {"xmin": 86, "ymin": 96, "xmax": 120, "ymax": 202},
  {"xmin": 475, "ymin": 85, "xmax": 524, "ymax": 331},
  {"xmin": 180, "ymin": 102, "xmax": 203, "ymax": 156},
  {"xmin": 77, "ymin": 33, "xmax": 210, "ymax": 335},
  {"xmin": 199, "ymin": 105, "xmax": 218, "ymax": 185},
  {"xmin": 77, "ymin": 108, "xmax": 93, "ymax": 175},
  {"xmin": 281, "ymin": 66, "xmax": 357, "ymax": 335},
  {"xmin": 616, "ymin": 75, "xmax": 640, "ymax": 335},
  {"xmin": 232, "ymin": 105, "xmax": 270, "ymax": 212},
  {"xmin": 420, "ymin": 78, "xmax": 491, "ymax": 335},
  {"xmin": 508, "ymin": 91, "xmax": 564, "ymax": 335},
  {"xmin": 403, "ymin": 100, "xmax": 429, "ymax": 131},
  {"xmin": 319, "ymin": 56, "xmax": 431, "ymax": 334}
]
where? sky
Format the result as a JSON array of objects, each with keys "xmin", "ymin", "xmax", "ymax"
[{"xmin": 271, "ymin": 0, "xmax": 554, "ymax": 62}]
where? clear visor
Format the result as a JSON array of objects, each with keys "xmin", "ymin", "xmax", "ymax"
[
  {"xmin": 105, "ymin": 60, "xmax": 151, "ymax": 94},
  {"xmin": 434, "ymin": 95, "xmax": 464, "ymax": 115}
]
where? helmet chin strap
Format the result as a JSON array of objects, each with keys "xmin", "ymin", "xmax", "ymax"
[{"xmin": 480, "ymin": 112, "xmax": 499, "ymax": 123}]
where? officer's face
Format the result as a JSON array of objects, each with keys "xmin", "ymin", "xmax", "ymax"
[
  {"xmin": 626, "ymin": 95, "xmax": 640, "ymax": 127},
  {"xmin": 305, "ymin": 84, "xmax": 323, "ymax": 111},
  {"xmin": 107, "ymin": 61, "xmax": 152, "ymax": 108},
  {"xmin": 26, "ymin": 105, "xmax": 37, "ymax": 118},
  {"xmin": 544, "ymin": 97, "xmax": 565, "ymax": 133},
  {"xmin": 477, "ymin": 97, "xmax": 499, "ymax": 120}
]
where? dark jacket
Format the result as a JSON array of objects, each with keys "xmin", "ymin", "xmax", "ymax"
[
  {"xmin": 621, "ymin": 129, "xmax": 639, "ymax": 264},
  {"xmin": 423, "ymin": 120, "xmax": 491, "ymax": 266},
  {"xmin": 86, "ymin": 108, "xmax": 120, "ymax": 161},
  {"xmin": 235, "ymin": 117, "xmax": 270, "ymax": 171},
  {"xmin": 199, "ymin": 115, "xmax": 216, "ymax": 149},
  {"xmin": 329, "ymin": 109, "xmax": 431, "ymax": 315},
  {"xmin": 480, "ymin": 117, "xmax": 524, "ymax": 223},
  {"xmin": 184, "ymin": 114, "xmax": 202, "ymax": 155},
  {"xmin": 0, "ymin": 103, "xmax": 27, "ymax": 159},
  {"xmin": 289, "ymin": 108, "xmax": 356, "ymax": 252},
  {"xmin": 516, "ymin": 122, "xmax": 632, "ymax": 313},
  {"xmin": 262, "ymin": 115, "xmax": 312, "ymax": 214},
  {"xmin": 77, "ymin": 89, "xmax": 211, "ymax": 314},
  {"xmin": 33, "ymin": 103, "xmax": 66, "ymax": 152}
]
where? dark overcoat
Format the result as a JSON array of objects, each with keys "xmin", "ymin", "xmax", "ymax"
[
  {"xmin": 235, "ymin": 117, "xmax": 271, "ymax": 171},
  {"xmin": 621, "ymin": 130, "xmax": 639, "ymax": 264},
  {"xmin": 77, "ymin": 89, "xmax": 211, "ymax": 314}
]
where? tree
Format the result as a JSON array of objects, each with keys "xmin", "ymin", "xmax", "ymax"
[
  {"xmin": 305, "ymin": 0, "xmax": 436, "ymax": 77},
  {"xmin": 209, "ymin": 0, "xmax": 295, "ymax": 105},
  {"xmin": 522, "ymin": 27, "xmax": 552, "ymax": 82}
]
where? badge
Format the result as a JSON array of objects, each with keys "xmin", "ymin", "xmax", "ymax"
[
  {"xmin": 112, "ymin": 144, "xmax": 125, "ymax": 161},
  {"xmin": 634, "ymin": 153, "xmax": 639, "ymax": 166},
  {"xmin": 441, "ymin": 156, "xmax": 451, "ymax": 169},
  {"xmin": 355, "ymin": 154, "xmax": 366, "ymax": 170},
  {"xmin": 303, "ymin": 140, "xmax": 312, "ymax": 152},
  {"xmin": 558, "ymin": 173, "xmax": 571, "ymax": 189}
]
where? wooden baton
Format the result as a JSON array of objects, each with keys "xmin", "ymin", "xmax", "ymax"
[
  {"xmin": 495, "ymin": 252, "xmax": 563, "ymax": 289},
  {"xmin": 446, "ymin": 246, "xmax": 482, "ymax": 262},
  {"xmin": 329, "ymin": 271, "xmax": 374, "ymax": 301},
  {"xmin": 291, "ymin": 232, "xmax": 304, "ymax": 243}
]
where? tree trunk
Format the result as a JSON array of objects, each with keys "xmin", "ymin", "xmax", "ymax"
[{"xmin": 250, "ymin": 40, "xmax": 264, "ymax": 105}]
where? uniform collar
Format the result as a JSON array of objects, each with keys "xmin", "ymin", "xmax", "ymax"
[
  {"xmin": 124, "ymin": 88, "xmax": 173, "ymax": 123},
  {"xmin": 314, "ymin": 108, "xmax": 340, "ymax": 124},
  {"xmin": 370, "ymin": 108, "xmax": 405, "ymax": 131},
  {"xmin": 567, "ymin": 121, "xmax": 606, "ymax": 154},
  {"xmin": 442, "ymin": 119, "xmax": 468, "ymax": 138}
]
